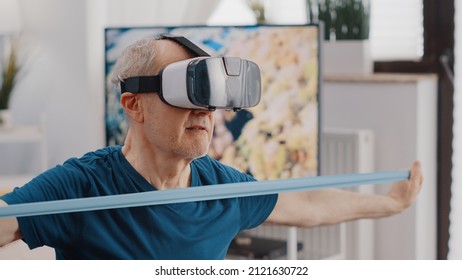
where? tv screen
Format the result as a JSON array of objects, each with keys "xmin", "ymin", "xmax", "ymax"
[{"xmin": 105, "ymin": 24, "xmax": 321, "ymax": 180}]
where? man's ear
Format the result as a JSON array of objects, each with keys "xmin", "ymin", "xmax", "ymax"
[{"xmin": 120, "ymin": 93, "xmax": 144, "ymax": 123}]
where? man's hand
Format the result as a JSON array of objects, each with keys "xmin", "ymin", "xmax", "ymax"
[{"xmin": 386, "ymin": 161, "xmax": 423, "ymax": 214}]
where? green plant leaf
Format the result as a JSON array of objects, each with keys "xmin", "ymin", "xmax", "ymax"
[{"xmin": 0, "ymin": 46, "xmax": 20, "ymax": 110}]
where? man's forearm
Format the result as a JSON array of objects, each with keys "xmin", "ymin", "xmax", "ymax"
[
  {"xmin": 267, "ymin": 189, "xmax": 402, "ymax": 228},
  {"xmin": 267, "ymin": 161, "xmax": 423, "ymax": 228}
]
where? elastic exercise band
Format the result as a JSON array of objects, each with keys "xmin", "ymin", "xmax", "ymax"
[{"xmin": 0, "ymin": 171, "xmax": 409, "ymax": 218}]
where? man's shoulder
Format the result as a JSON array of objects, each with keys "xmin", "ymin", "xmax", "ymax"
[
  {"xmin": 192, "ymin": 154, "xmax": 238, "ymax": 172},
  {"xmin": 192, "ymin": 155, "xmax": 255, "ymax": 184},
  {"xmin": 65, "ymin": 145, "xmax": 121, "ymax": 167}
]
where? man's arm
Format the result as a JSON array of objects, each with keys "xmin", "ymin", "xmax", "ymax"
[
  {"xmin": 266, "ymin": 161, "xmax": 423, "ymax": 227},
  {"xmin": 0, "ymin": 200, "xmax": 22, "ymax": 246}
]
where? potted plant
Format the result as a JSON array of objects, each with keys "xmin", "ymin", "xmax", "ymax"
[
  {"xmin": 307, "ymin": 0, "xmax": 372, "ymax": 75},
  {"xmin": 247, "ymin": 0, "xmax": 266, "ymax": 24},
  {"xmin": 0, "ymin": 45, "xmax": 20, "ymax": 128}
]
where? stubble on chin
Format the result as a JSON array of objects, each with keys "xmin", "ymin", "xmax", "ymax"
[{"xmin": 171, "ymin": 136, "xmax": 211, "ymax": 159}]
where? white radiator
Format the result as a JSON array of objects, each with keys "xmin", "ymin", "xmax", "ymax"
[{"xmin": 242, "ymin": 128, "xmax": 375, "ymax": 259}]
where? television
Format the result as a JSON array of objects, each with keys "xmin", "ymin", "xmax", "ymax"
[{"xmin": 105, "ymin": 24, "xmax": 321, "ymax": 180}]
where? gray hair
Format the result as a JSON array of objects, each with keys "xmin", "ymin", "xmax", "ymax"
[{"xmin": 109, "ymin": 38, "xmax": 160, "ymax": 85}]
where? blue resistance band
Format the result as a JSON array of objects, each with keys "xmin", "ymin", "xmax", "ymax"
[{"xmin": 0, "ymin": 171, "xmax": 409, "ymax": 218}]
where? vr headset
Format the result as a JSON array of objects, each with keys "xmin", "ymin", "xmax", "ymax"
[{"xmin": 120, "ymin": 34, "xmax": 261, "ymax": 111}]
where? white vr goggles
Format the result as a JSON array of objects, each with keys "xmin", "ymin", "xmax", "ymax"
[{"xmin": 120, "ymin": 34, "xmax": 261, "ymax": 111}]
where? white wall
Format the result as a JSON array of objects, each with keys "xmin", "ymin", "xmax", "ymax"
[
  {"xmin": 322, "ymin": 75, "xmax": 437, "ymax": 259},
  {"xmin": 9, "ymin": 0, "xmax": 101, "ymax": 169}
]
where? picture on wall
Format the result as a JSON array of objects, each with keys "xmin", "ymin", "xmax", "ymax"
[{"xmin": 105, "ymin": 24, "xmax": 321, "ymax": 180}]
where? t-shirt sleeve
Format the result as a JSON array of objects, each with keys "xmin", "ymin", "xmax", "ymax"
[
  {"xmin": 197, "ymin": 156, "xmax": 279, "ymax": 231},
  {"xmin": 0, "ymin": 161, "xmax": 87, "ymax": 249},
  {"xmin": 224, "ymin": 166, "xmax": 278, "ymax": 230},
  {"xmin": 239, "ymin": 193, "xmax": 278, "ymax": 231}
]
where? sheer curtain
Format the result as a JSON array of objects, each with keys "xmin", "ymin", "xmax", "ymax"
[
  {"xmin": 449, "ymin": 0, "xmax": 462, "ymax": 260},
  {"xmin": 370, "ymin": 0, "xmax": 423, "ymax": 61}
]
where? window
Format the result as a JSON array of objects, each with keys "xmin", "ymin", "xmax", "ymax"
[{"xmin": 370, "ymin": 0, "xmax": 424, "ymax": 61}]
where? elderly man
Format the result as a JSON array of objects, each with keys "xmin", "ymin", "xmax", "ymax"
[{"xmin": 0, "ymin": 36, "xmax": 423, "ymax": 259}]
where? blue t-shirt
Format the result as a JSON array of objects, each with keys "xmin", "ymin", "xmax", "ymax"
[{"xmin": 0, "ymin": 146, "xmax": 277, "ymax": 260}]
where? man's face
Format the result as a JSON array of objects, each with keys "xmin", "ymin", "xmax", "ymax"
[{"xmin": 140, "ymin": 41, "xmax": 215, "ymax": 159}]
